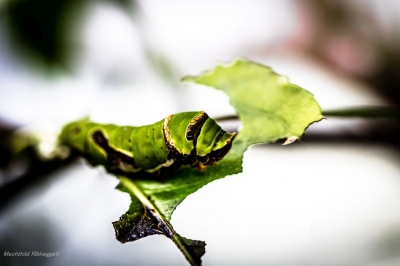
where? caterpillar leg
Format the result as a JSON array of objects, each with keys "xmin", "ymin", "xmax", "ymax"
[{"xmin": 197, "ymin": 163, "xmax": 207, "ymax": 171}]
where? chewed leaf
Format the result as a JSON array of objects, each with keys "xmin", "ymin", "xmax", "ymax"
[
  {"xmin": 112, "ymin": 195, "xmax": 172, "ymax": 243},
  {"xmin": 183, "ymin": 58, "xmax": 324, "ymax": 146},
  {"xmin": 113, "ymin": 176, "xmax": 205, "ymax": 266},
  {"xmin": 112, "ymin": 59, "xmax": 324, "ymax": 266}
]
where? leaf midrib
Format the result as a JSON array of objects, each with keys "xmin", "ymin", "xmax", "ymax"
[{"xmin": 118, "ymin": 176, "xmax": 200, "ymax": 266}]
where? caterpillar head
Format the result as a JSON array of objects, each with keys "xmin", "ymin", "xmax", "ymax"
[{"xmin": 164, "ymin": 111, "xmax": 236, "ymax": 167}]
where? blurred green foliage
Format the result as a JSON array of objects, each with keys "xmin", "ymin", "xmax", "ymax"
[{"xmin": 1, "ymin": 0, "xmax": 134, "ymax": 70}]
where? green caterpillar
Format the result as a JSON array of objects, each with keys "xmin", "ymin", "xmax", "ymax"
[{"xmin": 59, "ymin": 111, "xmax": 236, "ymax": 175}]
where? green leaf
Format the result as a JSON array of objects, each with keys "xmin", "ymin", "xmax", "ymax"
[
  {"xmin": 183, "ymin": 58, "xmax": 325, "ymax": 147},
  {"xmin": 113, "ymin": 58, "xmax": 324, "ymax": 265}
]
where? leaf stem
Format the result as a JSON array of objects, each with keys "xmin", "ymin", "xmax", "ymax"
[{"xmin": 118, "ymin": 176, "xmax": 200, "ymax": 266}]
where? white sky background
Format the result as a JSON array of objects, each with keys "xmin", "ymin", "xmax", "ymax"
[{"xmin": 1, "ymin": 1, "xmax": 400, "ymax": 265}]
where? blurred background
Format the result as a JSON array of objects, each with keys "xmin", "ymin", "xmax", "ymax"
[{"xmin": 1, "ymin": 0, "xmax": 400, "ymax": 265}]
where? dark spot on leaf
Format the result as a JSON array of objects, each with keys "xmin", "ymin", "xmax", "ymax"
[
  {"xmin": 112, "ymin": 206, "xmax": 173, "ymax": 243},
  {"xmin": 180, "ymin": 236, "xmax": 206, "ymax": 266}
]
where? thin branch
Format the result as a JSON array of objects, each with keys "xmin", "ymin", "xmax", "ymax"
[
  {"xmin": 323, "ymin": 106, "xmax": 400, "ymax": 119},
  {"xmin": 214, "ymin": 106, "xmax": 400, "ymax": 122}
]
